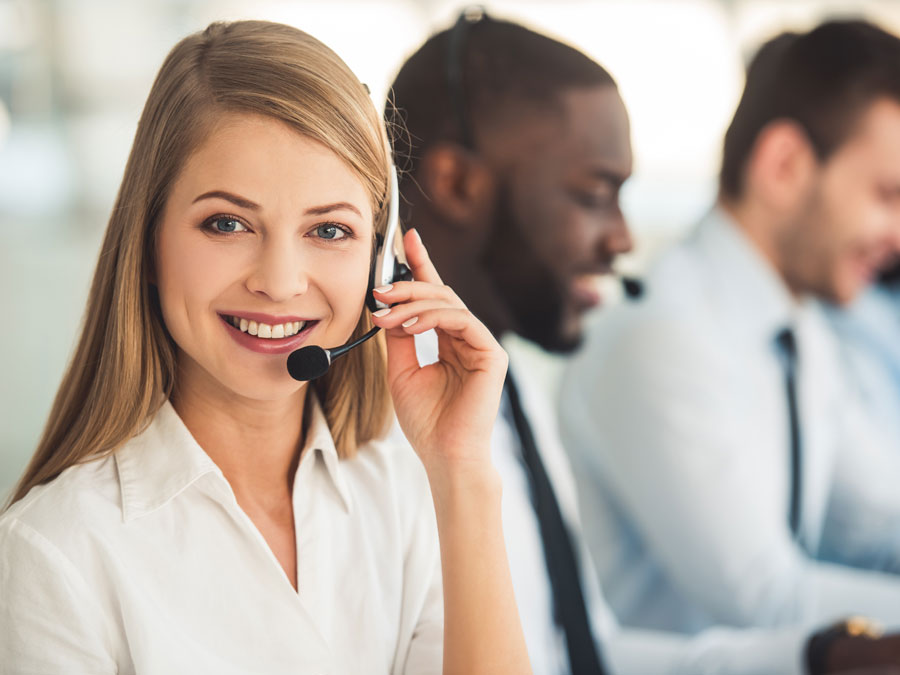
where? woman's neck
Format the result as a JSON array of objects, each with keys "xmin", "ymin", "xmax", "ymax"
[{"xmin": 170, "ymin": 365, "xmax": 308, "ymax": 507}]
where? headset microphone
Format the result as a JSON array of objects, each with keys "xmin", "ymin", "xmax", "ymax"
[
  {"xmin": 619, "ymin": 274, "xmax": 644, "ymax": 300},
  {"xmin": 287, "ymin": 326, "xmax": 380, "ymax": 381},
  {"xmin": 287, "ymin": 169, "xmax": 411, "ymax": 382}
]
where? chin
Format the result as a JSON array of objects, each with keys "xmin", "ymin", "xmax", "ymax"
[
  {"xmin": 536, "ymin": 327, "xmax": 584, "ymax": 355},
  {"xmin": 208, "ymin": 361, "xmax": 306, "ymax": 402},
  {"xmin": 515, "ymin": 303, "xmax": 585, "ymax": 354},
  {"xmin": 824, "ymin": 279, "xmax": 863, "ymax": 307},
  {"xmin": 230, "ymin": 380, "xmax": 306, "ymax": 403}
]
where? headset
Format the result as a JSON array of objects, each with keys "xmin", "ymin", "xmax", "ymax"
[{"xmin": 286, "ymin": 168, "xmax": 411, "ymax": 381}]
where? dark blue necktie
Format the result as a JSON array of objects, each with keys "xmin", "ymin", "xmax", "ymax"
[
  {"xmin": 775, "ymin": 327, "xmax": 803, "ymax": 540},
  {"xmin": 504, "ymin": 374, "xmax": 606, "ymax": 675}
]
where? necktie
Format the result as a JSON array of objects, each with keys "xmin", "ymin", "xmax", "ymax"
[
  {"xmin": 504, "ymin": 374, "xmax": 606, "ymax": 675},
  {"xmin": 775, "ymin": 327, "xmax": 803, "ymax": 540}
]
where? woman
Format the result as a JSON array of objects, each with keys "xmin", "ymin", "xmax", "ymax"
[{"xmin": 0, "ymin": 20, "xmax": 529, "ymax": 674}]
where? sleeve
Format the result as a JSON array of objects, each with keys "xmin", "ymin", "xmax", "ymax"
[
  {"xmin": 390, "ymin": 450, "xmax": 444, "ymax": 675},
  {"xmin": 605, "ymin": 624, "xmax": 809, "ymax": 675},
  {"xmin": 0, "ymin": 517, "xmax": 118, "ymax": 675},
  {"xmin": 583, "ymin": 541, "xmax": 810, "ymax": 675},
  {"xmin": 561, "ymin": 313, "xmax": 900, "ymax": 630},
  {"xmin": 818, "ymin": 399, "xmax": 900, "ymax": 575}
]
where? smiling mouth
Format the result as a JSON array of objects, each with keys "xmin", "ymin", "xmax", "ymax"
[{"xmin": 220, "ymin": 314, "xmax": 313, "ymax": 339}]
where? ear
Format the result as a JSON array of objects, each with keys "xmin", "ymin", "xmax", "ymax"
[
  {"xmin": 746, "ymin": 120, "xmax": 819, "ymax": 211},
  {"xmin": 417, "ymin": 142, "xmax": 496, "ymax": 228}
]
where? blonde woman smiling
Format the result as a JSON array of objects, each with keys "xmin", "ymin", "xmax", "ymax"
[{"xmin": 0, "ymin": 21, "xmax": 529, "ymax": 674}]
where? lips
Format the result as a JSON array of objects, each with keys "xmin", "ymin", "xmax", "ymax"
[
  {"xmin": 218, "ymin": 313, "xmax": 319, "ymax": 355},
  {"xmin": 570, "ymin": 274, "xmax": 605, "ymax": 310}
]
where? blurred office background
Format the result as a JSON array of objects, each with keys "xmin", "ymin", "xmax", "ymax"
[{"xmin": 3, "ymin": 0, "xmax": 900, "ymax": 500}]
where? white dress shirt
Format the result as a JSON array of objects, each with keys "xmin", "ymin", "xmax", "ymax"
[
  {"xmin": 559, "ymin": 207, "xmax": 900, "ymax": 636},
  {"xmin": 0, "ymin": 396, "xmax": 443, "ymax": 674},
  {"xmin": 413, "ymin": 332, "xmax": 810, "ymax": 674}
]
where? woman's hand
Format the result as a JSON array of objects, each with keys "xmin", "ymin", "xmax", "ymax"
[
  {"xmin": 372, "ymin": 229, "xmax": 530, "ymax": 674},
  {"xmin": 370, "ymin": 229, "xmax": 508, "ymax": 481}
]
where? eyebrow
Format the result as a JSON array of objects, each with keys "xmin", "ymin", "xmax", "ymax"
[
  {"xmin": 192, "ymin": 191, "xmax": 362, "ymax": 217},
  {"xmin": 304, "ymin": 202, "xmax": 363, "ymax": 217},
  {"xmin": 193, "ymin": 190, "xmax": 260, "ymax": 210}
]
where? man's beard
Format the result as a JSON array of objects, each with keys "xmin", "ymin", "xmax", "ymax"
[{"xmin": 481, "ymin": 184, "xmax": 583, "ymax": 354}]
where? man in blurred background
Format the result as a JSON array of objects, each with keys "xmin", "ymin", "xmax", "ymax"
[
  {"xmin": 560, "ymin": 19, "xmax": 900, "ymax": 640},
  {"xmin": 390, "ymin": 10, "xmax": 900, "ymax": 674}
]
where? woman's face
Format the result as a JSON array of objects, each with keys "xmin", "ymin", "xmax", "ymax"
[{"xmin": 156, "ymin": 113, "xmax": 374, "ymax": 403}]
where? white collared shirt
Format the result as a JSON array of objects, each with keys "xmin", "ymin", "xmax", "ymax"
[
  {"xmin": 559, "ymin": 207, "xmax": 900, "ymax": 635},
  {"xmin": 0, "ymin": 397, "xmax": 443, "ymax": 674}
]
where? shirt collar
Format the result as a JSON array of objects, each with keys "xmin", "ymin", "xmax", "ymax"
[
  {"xmin": 115, "ymin": 400, "xmax": 221, "ymax": 522},
  {"xmin": 695, "ymin": 206, "xmax": 802, "ymax": 343},
  {"xmin": 298, "ymin": 394, "xmax": 354, "ymax": 514},
  {"xmin": 116, "ymin": 395, "xmax": 353, "ymax": 522}
]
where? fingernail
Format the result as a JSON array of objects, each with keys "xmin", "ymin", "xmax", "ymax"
[
  {"xmin": 412, "ymin": 229, "xmax": 422, "ymax": 245},
  {"xmin": 373, "ymin": 308, "xmax": 391, "ymax": 317},
  {"xmin": 373, "ymin": 284, "xmax": 392, "ymax": 293},
  {"xmin": 402, "ymin": 316, "xmax": 418, "ymax": 328}
]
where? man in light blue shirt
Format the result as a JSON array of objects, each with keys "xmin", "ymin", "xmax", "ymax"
[{"xmin": 560, "ymin": 20, "xmax": 900, "ymax": 644}]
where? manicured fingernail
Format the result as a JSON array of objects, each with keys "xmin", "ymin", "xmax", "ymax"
[
  {"xmin": 402, "ymin": 316, "xmax": 418, "ymax": 328},
  {"xmin": 412, "ymin": 229, "xmax": 422, "ymax": 245},
  {"xmin": 373, "ymin": 284, "xmax": 392, "ymax": 294},
  {"xmin": 373, "ymin": 308, "xmax": 391, "ymax": 317}
]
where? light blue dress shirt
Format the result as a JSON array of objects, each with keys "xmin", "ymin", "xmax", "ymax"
[
  {"xmin": 826, "ymin": 286, "xmax": 900, "ymax": 450},
  {"xmin": 559, "ymin": 207, "xmax": 900, "ymax": 635},
  {"xmin": 822, "ymin": 285, "xmax": 900, "ymax": 573}
]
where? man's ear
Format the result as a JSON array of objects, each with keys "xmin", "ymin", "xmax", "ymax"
[
  {"xmin": 746, "ymin": 119, "xmax": 819, "ymax": 212},
  {"xmin": 417, "ymin": 142, "xmax": 496, "ymax": 228}
]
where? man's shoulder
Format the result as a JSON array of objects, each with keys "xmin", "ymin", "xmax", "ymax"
[{"xmin": 567, "ymin": 234, "xmax": 733, "ymax": 398}]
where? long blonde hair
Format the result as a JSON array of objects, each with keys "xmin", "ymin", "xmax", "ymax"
[{"xmin": 9, "ymin": 20, "xmax": 392, "ymax": 506}]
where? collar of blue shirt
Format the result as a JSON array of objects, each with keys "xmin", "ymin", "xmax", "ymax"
[{"xmin": 694, "ymin": 206, "xmax": 805, "ymax": 346}]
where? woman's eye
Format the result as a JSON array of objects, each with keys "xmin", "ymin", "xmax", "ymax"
[
  {"xmin": 314, "ymin": 223, "xmax": 349, "ymax": 240},
  {"xmin": 207, "ymin": 217, "xmax": 247, "ymax": 234}
]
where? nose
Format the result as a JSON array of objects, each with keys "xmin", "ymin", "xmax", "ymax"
[
  {"xmin": 599, "ymin": 208, "xmax": 634, "ymax": 259},
  {"xmin": 245, "ymin": 235, "xmax": 309, "ymax": 302}
]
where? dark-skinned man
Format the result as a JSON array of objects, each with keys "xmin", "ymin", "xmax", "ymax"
[{"xmin": 388, "ymin": 9, "xmax": 900, "ymax": 675}]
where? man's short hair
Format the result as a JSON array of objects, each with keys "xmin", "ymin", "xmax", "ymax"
[
  {"xmin": 387, "ymin": 12, "xmax": 615, "ymax": 184},
  {"xmin": 720, "ymin": 19, "xmax": 900, "ymax": 199}
]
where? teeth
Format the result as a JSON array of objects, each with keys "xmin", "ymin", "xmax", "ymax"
[{"xmin": 227, "ymin": 315, "xmax": 308, "ymax": 339}]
